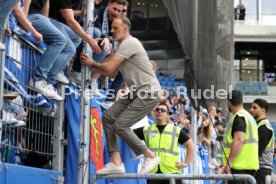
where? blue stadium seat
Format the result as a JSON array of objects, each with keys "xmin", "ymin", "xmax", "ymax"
[
  {"xmin": 169, "ymin": 77, "xmax": 175, "ymax": 82},
  {"xmin": 260, "ymin": 81, "xmax": 268, "ymax": 95},
  {"xmin": 175, "ymin": 82, "xmax": 181, "ymax": 87},
  {"xmin": 160, "ymin": 81, "xmax": 167, "ymax": 87},
  {"xmin": 252, "ymin": 81, "xmax": 259, "ymax": 95},
  {"xmin": 234, "ymin": 81, "xmax": 243, "ymax": 93},
  {"xmin": 167, "ymin": 81, "xmax": 173, "ymax": 87},
  {"xmin": 163, "ymin": 77, "xmax": 170, "ymax": 82},
  {"xmin": 243, "ymin": 81, "xmax": 251, "ymax": 95},
  {"xmin": 156, "ymin": 71, "xmax": 160, "ymax": 75},
  {"xmin": 158, "ymin": 76, "xmax": 164, "ymax": 81}
]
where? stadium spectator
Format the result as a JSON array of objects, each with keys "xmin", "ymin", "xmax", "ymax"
[
  {"xmin": 234, "ymin": 4, "xmax": 246, "ymax": 20},
  {"xmin": 197, "ymin": 116, "xmax": 212, "ymax": 147},
  {"xmin": 70, "ymin": 0, "xmax": 128, "ymax": 97},
  {"xmin": 49, "ymin": 0, "xmax": 101, "ymax": 55},
  {"xmin": 214, "ymin": 120, "xmax": 224, "ymax": 143},
  {"xmin": 121, "ymin": 2, "xmax": 128, "ymax": 16},
  {"xmin": 102, "ymin": 0, "xmax": 130, "ymax": 107},
  {"xmin": 134, "ymin": 100, "xmax": 195, "ymax": 184},
  {"xmin": 12, "ymin": 3, "xmax": 43, "ymax": 42},
  {"xmin": 25, "ymin": 0, "xmax": 78, "ymax": 100},
  {"xmin": 80, "ymin": 16, "xmax": 162, "ymax": 175},
  {"xmin": 208, "ymin": 104, "xmax": 220, "ymax": 167},
  {"xmin": 103, "ymin": 0, "xmax": 129, "ymax": 99},
  {"xmin": 250, "ymin": 98, "xmax": 274, "ymax": 184},
  {"xmin": 223, "ymin": 90, "xmax": 259, "ymax": 184},
  {"xmin": 0, "ymin": 0, "xmax": 19, "ymax": 50},
  {"xmin": 216, "ymin": 107, "xmax": 227, "ymax": 128}
]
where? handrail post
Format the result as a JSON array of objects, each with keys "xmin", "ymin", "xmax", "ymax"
[
  {"xmin": 78, "ymin": 0, "xmax": 94, "ymax": 184},
  {"xmin": 266, "ymin": 175, "xmax": 272, "ymax": 184},
  {"xmin": 95, "ymin": 173, "xmax": 256, "ymax": 183},
  {"xmin": 169, "ymin": 178, "xmax": 176, "ymax": 184}
]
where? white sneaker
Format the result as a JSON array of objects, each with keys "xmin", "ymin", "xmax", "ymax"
[
  {"xmin": 100, "ymin": 101, "xmax": 114, "ymax": 110},
  {"xmin": 68, "ymin": 70, "xmax": 81, "ymax": 85},
  {"xmin": 55, "ymin": 73, "xmax": 69, "ymax": 85},
  {"xmin": 91, "ymin": 80, "xmax": 103, "ymax": 97},
  {"xmin": 1, "ymin": 110, "xmax": 18, "ymax": 124},
  {"xmin": 30, "ymin": 79, "xmax": 63, "ymax": 101},
  {"xmin": 15, "ymin": 120, "xmax": 26, "ymax": 127},
  {"xmin": 0, "ymin": 42, "xmax": 5, "ymax": 51},
  {"xmin": 96, "ymin": 162, "xmax": 125, "ymax": 175},
  {"xmin": 139, "ymin": 156, "xmax": 161, "ymax": 174},
  {"xmin": 47, "ymin": 84, "xmax": 64, "ymax": 101}
]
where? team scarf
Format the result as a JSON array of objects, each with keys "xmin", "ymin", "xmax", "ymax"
[{"xmin": 101, "ymin": 8, "xmax": 109, "ymax": 36}]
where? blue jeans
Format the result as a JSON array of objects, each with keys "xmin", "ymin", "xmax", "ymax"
[
  {"xmin": 106, "ymin": 72, "xmax": 124, "ymax": 102},
  {"xmin": 49, "ymin": 18, "xmax": 81, "ymax": 82},
  {"xmin": 92, "ymin": 27, "xmax": 109, "ymax": 62},
  {"xmin": 72, "ymin": 27, "xmax": 109, "ymax": 72},
  {"xmin": 28, "ymin": 14, "xmax": 79, "ymax": 84},
  {"xmin": 0, "ymin": 0, "xmax": 19, "ymax": 40}
]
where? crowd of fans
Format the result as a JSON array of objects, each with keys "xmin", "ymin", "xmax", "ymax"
[{"xmin": 1, "ymin": 1, "xmax": 276, "ymax": 184}]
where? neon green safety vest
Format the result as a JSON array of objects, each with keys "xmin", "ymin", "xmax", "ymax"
[
  {"xmin": 223, "ymin": 109, "xmax": 259, "ymax": 170},
  {"xmin": 143, "ymin": 124, "xmax": 181, "ymax": 174},
  {"xmin": 258, "ymin": 119, "xmax": 274, "ymax": 170}
]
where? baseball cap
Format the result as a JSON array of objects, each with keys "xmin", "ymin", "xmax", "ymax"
[{"xmin": 202, "ymin": 109, "xmax": 209, "ymax": 116}]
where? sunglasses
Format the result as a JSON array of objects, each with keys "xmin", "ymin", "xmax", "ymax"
[{"xmin": 155, "ymin": 108, "xmax": 167, "ymax": 113}]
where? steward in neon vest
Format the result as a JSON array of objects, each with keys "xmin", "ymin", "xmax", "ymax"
[
  {"xmin": 223, "ymin": 109, "xmax": 259, "ymax": 170},
  {"xmin": 250, "ymin": 98, "xmax": 274, "ymax": 184},
  {"xmin": 134, "ymin": 102, "xmax": 194, "ymax": 177},
  {"xmin": 257, "ymin": 119, "xmax": 274, "ymax": 170},
  {"xmin": 143, "ymin": 124, "xmax": 182, "ymax": 174}
]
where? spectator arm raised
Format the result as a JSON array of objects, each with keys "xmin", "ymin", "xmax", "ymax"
[
  {"xmin": 13, "ymin": 3, "xmax": 43, "ymax": 42},
  {"xmin": 60, "ymin": 9, "xmax": 101, "ymax": 54}
]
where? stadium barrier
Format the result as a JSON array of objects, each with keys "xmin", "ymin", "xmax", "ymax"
[
  {"xmin": 0, "ymin": 34, "xmax": 65, "ymax": 173},
  {"xmin": 93, "ymin": 173, "xmax": 256, "ymax": 184}
]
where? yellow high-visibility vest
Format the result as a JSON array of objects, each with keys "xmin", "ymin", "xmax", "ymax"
[
  {"xmin": 143, "ymin": 124, "xmax": 181, "ymax": 174},
  {"xmin": 223, "ymin": 109, "xmax": 259, "ymax": 170},
  {"xmin": 258, "ymin": 119, "xmax": 274, "ymax": 170}
]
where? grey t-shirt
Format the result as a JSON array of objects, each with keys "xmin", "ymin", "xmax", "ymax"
[{"xmin": 115, "ymin": 35, "xmax": 161, "ymax": 93}]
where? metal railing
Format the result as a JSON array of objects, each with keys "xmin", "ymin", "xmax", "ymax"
[
  {"xmin": 0, "ymin": 34, "xmax": 65, "ymax": 172},
  {"xmin": 266, "ymin": 175, "xmax": 276, "ymax": 184},
  {"xmin": 93, "ymin": 174, "xmax": 256, "ymax": 184}
]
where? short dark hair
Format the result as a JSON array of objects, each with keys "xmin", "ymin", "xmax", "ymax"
[
  {"xmin": 109, "ymin": 0, "xmax": 128, "ymax": 6},
  {"xmin": 158, "ymin": 99, "xmax": 170, "ymax": 113},
  {"xmin": 115, "ymin": 16, "xmax": 131, "ymax": 31},
  {"xmin": 253, "ymin": 98, "xmax": 269, "ymax": 112},
  {"xmin": 122, "ymin": 0, "xmax": 129, "ymax": 7},
  {"xmin": 227, "ymin": 90, "xmax": 243, "ymax": 106}
]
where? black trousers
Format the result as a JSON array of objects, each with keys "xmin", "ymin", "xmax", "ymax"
[
  {"xmin": 228, "ymin": 169, "xmax": 256, "ymax": 184},
  {"xmin": 255, "ymin": 168, "xmax": 272, "ymax": 184}
]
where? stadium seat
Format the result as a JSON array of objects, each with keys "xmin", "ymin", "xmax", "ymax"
[
  {"xmin": 167, "ymin": 81, "xmax": 173, "ymax": 86},
  {"xmin": 160, "ymin": 81, "xmax": 167, "ymax": 87},
  {"xmin": 169, "ymin": 77, "xmax": 175, "ymax": 82},
  {"xmin": 234, "ymin": 81, "xmax": 243, "ymax": 93},
  {"xmin": 252, "ymin": 81, "xmax": 259, "ymax": 95},
  {"xmin": 260, "ymin": 81, "xmax": 268, "ymax": 95},
  {"xmin": 243, "ymin": 81, "xmax": 251, "ymax": 95},
  {"xmin": 163, "ymin": 77, "xmax": 170, "ymax": 82}
]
